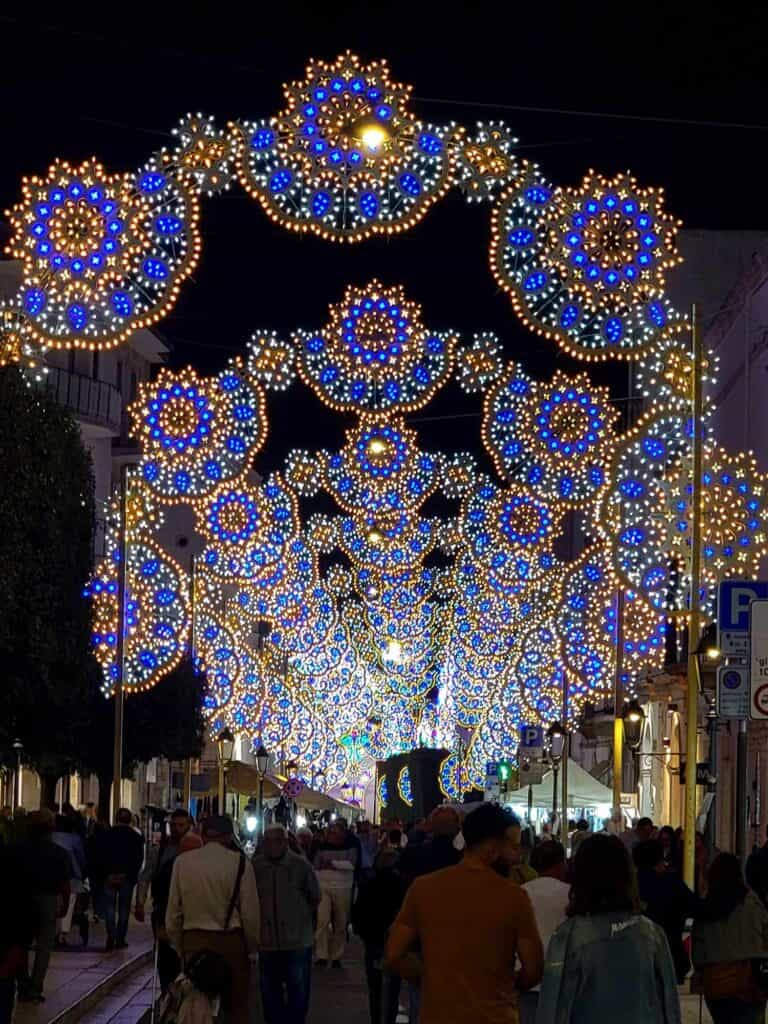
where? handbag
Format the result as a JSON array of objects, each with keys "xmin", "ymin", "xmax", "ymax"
[
  {"xmin": 183, "ymin": 852, "xmax": 247, "ymax": 999},
  {"xmin": 702, "ymin": 960, "xmax": 767, "ymax": 1005}
]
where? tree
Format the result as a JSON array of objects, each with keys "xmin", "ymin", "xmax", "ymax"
[
  {"xmin": 76, "ymin": 659, "xmax": 206, "ymax": 818},
  {"xmin": 0, "ymin": 367, "xmax": 96, "ymax": 804}
]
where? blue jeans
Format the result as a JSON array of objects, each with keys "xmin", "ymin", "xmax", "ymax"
[
  {"xmin": 102, "ymin": 880, "xmax": 133, "ymax": 945},
  {"xmin": 259, "ymin": 948, "xmax": 312, "ymax": 1024}
]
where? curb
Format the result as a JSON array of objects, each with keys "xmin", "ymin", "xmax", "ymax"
[{"xmin": 49, "ymin": 949, "xmax": 153, "ymax": 1024}]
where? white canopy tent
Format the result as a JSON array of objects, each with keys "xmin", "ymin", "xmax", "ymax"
[{"xmin": 507, "ymin": 758, "xmax": 613, "ymax": 811}]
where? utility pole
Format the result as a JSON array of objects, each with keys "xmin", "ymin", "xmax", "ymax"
[
  {"xmin": 613, "ymin": 589, "xmax": 625, "ymax": 817},
  {"xmin": 683, "ymin": 306, "xmax": 703, "ymax": 889},
  {"xmin": 111, "ymin": 465, "xmax": 130, "ymax": 822}
]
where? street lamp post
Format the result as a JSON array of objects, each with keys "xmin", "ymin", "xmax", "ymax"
[
  {"xmin": 216, "ymin": 728, "xmax": 235, "ymax": 816},
  {"xmin": 12, "ymin": 739, "xmax": 23, "ymax": 811},
  {"xmin": 547, "ymin": 721, "xmax": 566, "ymax": 833},
  {"xmin": 621, "ymin": 698, "xmax": 646, "ymax": 813},
  {"xmin": 255, "ymin": 743, "xmax": 269, "ymax": 838}
]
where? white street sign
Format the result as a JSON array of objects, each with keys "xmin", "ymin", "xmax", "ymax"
[
  {"xmin": 717, "ymin": 664, "xmax": 749, "ymax": 719},
  {"xmin": 749, "ymin": 599, "xmax": 768, "ymax": 719}
]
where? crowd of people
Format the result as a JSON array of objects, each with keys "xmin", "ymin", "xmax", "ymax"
[{"xmin": 4, "ymin": 802, "xmax": 768, "ymax": 1024}]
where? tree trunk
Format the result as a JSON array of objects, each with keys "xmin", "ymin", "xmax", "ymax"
[
  {"xmin": 97, "ymin": 771, "xmax": 112, "ymax": 821},
  {"xmin": 39, "ymin": 773, "xmax": 59, "ymax": 811}
]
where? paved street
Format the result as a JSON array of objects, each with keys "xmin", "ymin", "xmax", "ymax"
[{"xmin": 15, "ymin": 927, "xmax": 711, "ymax": 1024}]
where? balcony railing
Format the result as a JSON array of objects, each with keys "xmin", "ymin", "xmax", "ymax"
[{"xmin": 38, "ymin": 368, "xmax": 122, "ymax": 435}]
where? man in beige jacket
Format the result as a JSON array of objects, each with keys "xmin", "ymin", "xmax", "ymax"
[{"xmin": 166, "ymin": 816, "xmax": 260, "ymax": 1024}]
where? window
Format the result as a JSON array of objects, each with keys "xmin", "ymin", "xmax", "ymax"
[
  {"xmin": 92, "ymin": 350, "xmax": 100, "ymax": 380},
  {"xmin": 67, "ymin": 350, "xmax": 75, "ymax": 374},
  {"xmin": 130, "ymin": 372, "xmax": 138, "ymax": 402},
  {"xmin": 116, "ymin": 360, "xmax": 123, "ymax": 394}
]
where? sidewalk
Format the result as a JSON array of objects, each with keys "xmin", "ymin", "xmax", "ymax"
[{"xmin": 15, "ymin": 918, "xmax": 154, "ymax": 1024}]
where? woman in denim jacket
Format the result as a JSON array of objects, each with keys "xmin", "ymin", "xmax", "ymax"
[{"xmin": 537, "ymin": 834, "xmax": 681, "ymax": 1024}]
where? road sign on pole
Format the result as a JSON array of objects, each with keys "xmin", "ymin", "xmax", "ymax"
[
  {"xmin": 718, "ymin": 580, "xmax": 768, "ymax": 655},
  {"xmin": 717, "ymin": 664, "xmax": 749, "ymax": 719},
  {"xmin": 750, "ymin": 599, "xmax": 768, "ymax": 720},
  {"xmin": 520, "ymin": 724, "xmax": 544, "ymax": 761}
]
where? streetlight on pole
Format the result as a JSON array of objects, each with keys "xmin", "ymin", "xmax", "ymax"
[
  {"xmin": 547, "ymin": 721, "xmax": 566, "ymax": 832},
  {"xmin": 12, "ymin": 739, "xmax": 23, "ymax": 810},
  {"xmin": 216, "ymin": 728, "xmax": 235, "ymax": 816},
  {"xmin": 255, "ymin": 743, "xmax": 269, "ymax": 838}
]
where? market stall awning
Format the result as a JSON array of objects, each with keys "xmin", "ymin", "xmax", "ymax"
[{"xmin": 507, "ymin": 759, "xmax": 613, "ymax": 809}]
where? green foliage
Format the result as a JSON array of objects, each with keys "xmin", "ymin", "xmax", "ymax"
[
  {"xmin": 0, "ymin": 367, "xmax": 95, "ymax": 770},
  {"xmin": 75, "ymin": 658, "xmax": 206, "ymax": 784}
]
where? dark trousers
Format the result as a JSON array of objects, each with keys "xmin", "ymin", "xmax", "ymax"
[
  {"xmin": 0, "ymin": 977, "xmax": 15, "ymax": 1024},
  {"xmin": 20, "ymin": 892, "xmax": 57, "ymax": 996},
  {"xmin": 157, "ymin": 938, "xmax": 181, "ymax": 992},
  {"xmin": 102, "ymin": 880, "xmax": 133, "ymax": 944},
  {"xmin": 259, "ymin": 948, "xmax": 312, "ymax": 1024},
  {"xmin": 363, "ymin": 943, "xmax": 401, "ymax": 1024},
  {"xmin": 706, "ymin": 999, "xmax": 766, "ymax": 1024}
]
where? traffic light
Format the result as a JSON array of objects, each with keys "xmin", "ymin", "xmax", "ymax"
[{"xmin": 498, "ymin": 760, "xmax": 512, "ymax": 795}]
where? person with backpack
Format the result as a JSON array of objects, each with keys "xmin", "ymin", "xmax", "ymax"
[{"xmin": 166, "ymin": 815, "xmax": 260, "ymax": 1024}]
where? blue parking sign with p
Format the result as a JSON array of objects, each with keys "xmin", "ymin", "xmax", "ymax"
[{"xmin": 718, "ymin": 580, "xmax": 768, "ymax": 654}]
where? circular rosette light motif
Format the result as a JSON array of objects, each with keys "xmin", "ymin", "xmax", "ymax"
[
  {"xmin": 507, "ymin": 621, "xmax": 585, "ymax": 725},
  {"xmin": 636, "ymin": 320, "xmax": 717, "ymax": 414},
  {"xmin": 455, "ymin": 121, "xmax": 520, "ymax": 202},
  {"xmin": 247, "ymin": 331, "xmax": 296, "ymax": 391},
  {"xmin": 197, "ymin": 476, "xmax": 297, "ymax": 581},
  {"xmin": 455, "ymin": 332, "xmax": 504, "ymax": 393},
  {"xmin": 231, "ymin": 52, "xmax": 461, "ymax": 242},
  {"xmin": 10, "ymin": 156, "xmax": 201, "ymax": 350},
  {"xmin": 490, "ymin": 164, "xmax": 679, "ymax": 360},
  {"xmin": 462, "ymin": 480, "xmax": 560, "ymax": 595},
  {"xmin": 555, "ymin": 547, "xmax": 616, "ymax": 693},
  {"xmin": 171, "ymin": 113, "xmax": 236, "ymax": 195},
  {"xmin": 133, "ymin": 363, "xmax": 266, "ymax": 502},
  {"xmin": 296, "ymin": 280, "xmax": 456, "ymax": 412},
  {"xmin": 602, "ymin": 409, "xmax": 704, "ymax": 614},
  {"xmin": 87, "ymin": 539, "xmax": 190, "ymax": 695},
  {"xmin": 339, "ymin": 512, "xmax": 438, "ymax": 576},
  {"xmin": 325, "ymin": 414, "xmax": 441, "ymax": 515},
  {"xmin": 484, "ymin": 366, "xmax": 618, "ymax": 507}
]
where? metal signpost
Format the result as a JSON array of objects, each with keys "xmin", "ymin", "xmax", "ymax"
[
  {"xmin": 717, "ymin": 664, "xmax": 749, "ymax": 719},
  {"xmin": 749, "ymin": 599, "xmax": 768, "ymax": 720}
]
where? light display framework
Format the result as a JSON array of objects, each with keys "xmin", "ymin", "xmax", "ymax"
[{"xmin": 3, "ymin": 50, "xmax": 755, "ymax": 805}]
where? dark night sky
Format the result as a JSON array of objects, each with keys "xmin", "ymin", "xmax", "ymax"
[{"xmin": 1, "ymin": 4, "xmax": 767, "ymax": 474}]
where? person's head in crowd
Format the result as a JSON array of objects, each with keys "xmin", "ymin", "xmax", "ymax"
[
  {"xmin": 636, "ymin": 817, "xmax": 654, "ymax": 842},
  {"xmin": 296, "ymin": 826, "xmax": 313, "ymax": 854},
  {"xmin": 462, "ymin": 804, "xmax": 519, "ymax": 871},
  {"xmin": 658, "ymin": 825, "xmax": 676, "ymax": 851},
  {"xmin": 116, "ymin": 807, "xmax": 133, "ymax": 827},
  {"xmin": 26, "ymin": 808, "xmax": 55, "ymax": 840},
  {"xmin": 576, "ymin": 819, "xmax": 589, "ymax": 832},
  {"xmin": 387, "ymin": 828, "xmax": 403, "ymax": 849},
  {"xmin": 263, "ymin": 824, "xmax": 289, "ymax": 862},
  {"xmin": 427, "ymin": 806, "xmax": 461, "ymax": 841},
  {"xmin": 201, "ymin": 814, "xmax": 235, "ymax": 848},
  {"xmin": 169, "ymin": 809, "xmax": 192, "ymax": 843},
  {"xmin": 54, "ymin": 813, "xmax": 73, "ymax": 833},
  {"xmin": 326, "ymin": 822, "xmax": 346, "ymax": 847},
  {"xmin": 700, "ymin": 852, "xmax": 749, "ymax": 921},
  {"xmin": 530, "ymin": 840, "xmax": 567, "ymax": 881},
  {"xmin": 633, "ymin": 839, "xmax": 666, "ymax": 875},
  {"xmin": 568, "ymin": 834, "xmax": 638, "ymax": 917}
]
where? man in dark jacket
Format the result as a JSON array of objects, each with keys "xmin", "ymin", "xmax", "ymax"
[
  {"xmin": 633, "ymin": 838, "xmax": 699, "ymax": 983},
  {"xmin": 14, "ymin": 810, "xmax": 72, "ymax": 1003},
  {"xmin": 252, "ymin": 825, "xmax": 320, "ymax": 1024},
  {"xmin": 102, "ymin": 808, "xmax": 144, "ymax": 950},
  {"xmin": 353, "ymin": 846, "xmax": 409, "ymax": 1024},
  {"xmin": 398, "ymin": 806, "xmax": 462, "ymax": 884}
]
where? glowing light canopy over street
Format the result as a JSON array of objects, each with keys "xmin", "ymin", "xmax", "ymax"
[{"xmin": 3, "ymin": 51, "xmax": 766, "ymax": 805}]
